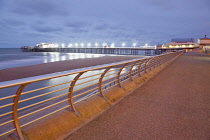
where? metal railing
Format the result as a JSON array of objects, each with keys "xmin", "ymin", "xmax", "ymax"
[{"xmin": 0, "ymin": 51, "xmax": 182, "ymax": 139}]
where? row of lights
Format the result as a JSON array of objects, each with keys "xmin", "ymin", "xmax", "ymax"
[{"xmin": 60, "ymin": 43, "xmax": 149, "ymax": 48}]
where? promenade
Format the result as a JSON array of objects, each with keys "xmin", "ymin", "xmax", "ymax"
[{"xmin": 64, "ymin": 51, "xmax": 210, "ymax": 140}]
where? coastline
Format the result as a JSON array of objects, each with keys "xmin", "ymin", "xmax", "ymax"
[{"xmin": 0, "ymin": 55, "xmax": 143, "ymax": 82}]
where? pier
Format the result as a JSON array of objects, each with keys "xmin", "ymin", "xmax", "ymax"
[{"xmin": 21, "ymin": 47, "xmax": 196, "ymax": 56}]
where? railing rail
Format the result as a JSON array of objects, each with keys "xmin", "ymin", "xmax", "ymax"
[{"xmin": 0, "ymin": 51, "xmax": 182, "ymax": 139}]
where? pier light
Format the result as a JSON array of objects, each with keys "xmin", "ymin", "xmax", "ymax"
[
  {"xmin": 81, "ymin": 43, "xmax": 84, "ymax": 47},
  {"xmin": 55, "ymin": 44, "xmax": 58, "ymax": 47},
  {"xmin": 62, "ymin": 43, "xmax": 65, "ymax": 48},
  {"xmin": 122, "ymin": 43, "xmax": 126, "ymax": 47},
  {"xmin": 110, "ymin": 43, "xmax": 115, "ymax": 48},
  {"xmin": 75, "ymin": 43, "xmax": 78, "ymax": 47},
  {"xmin": 95, "ymin": 43, "xmax": 99, "ymax": 47},
  {"xmin": 68, "ymin": 43, "xmax": 73, "ymax": 47},
  {"xmin": 133, "ymin": 43, "xmax": 137, "ymax": 48},
  {"xmin": 145, "ymin": 43, "xmax": 148, "ymax": 46},
  {"xmin": 87, "ymin": 43, "xmax": 91, "ymax": 47}
]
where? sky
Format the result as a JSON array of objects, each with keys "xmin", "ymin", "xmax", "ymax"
[{"xmin": 0, "ymin": 0, "xmax": 210, "ymax": 48}]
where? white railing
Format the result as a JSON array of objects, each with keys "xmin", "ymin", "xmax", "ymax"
[{"xmin": 0, "ymin": 51, "xmax": 182, "ymax": 139}]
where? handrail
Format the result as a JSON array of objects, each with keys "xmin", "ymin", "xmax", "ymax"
[
  {"xmin": 0, "ymin": 52, "xmax": 173, "ymax": 88},
  {"xmin": 0, "ymin": 51, "xmax": 182, "ymax": 139},
  {"xmin": 0, "ymin": 57, "xmax": 151, "ymax": 89}
]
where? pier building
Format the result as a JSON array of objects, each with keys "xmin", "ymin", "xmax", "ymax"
[
  {"xmin": 166, "ymin": 38, "xmax": 197, "ymax": 48},
  {"xmin": 198, "ymin": 35, "xmax": 210, "ymax": 48},
  {"xmin": 36, "ymin": 43, "xmax": 58, "ymax": 48},
  {"xmin": 155, "ymin": 44, "xmax": 165, "ymax": 49}
]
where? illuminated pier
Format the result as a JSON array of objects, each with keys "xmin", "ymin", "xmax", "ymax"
[{"xmin": 21, "ymin": 47, "xmax": 197, "ymax": 56}]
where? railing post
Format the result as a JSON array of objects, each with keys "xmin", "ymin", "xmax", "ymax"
[
  {"xmin": 144, "ymin": 57, "xmax": 152, "ymax": 73},
  {"xmin": 158, "ymin": 56, "xmax": 162, "ymax": 66},
  {"xmin": 160, "ymin": 54, "xmax": 165, "ymax": 64},
  {"xmin": 154, "ymin": 56, "xmax": 160, "ymax": 67},
  {"xmin": 138, "ymin": 59, "xmax": 146, "ymax": 77},
  {"xmin": 98, "ymin": 66, "xmax": 113, "ymax": 100},
  {"xmin": 12, "ymin": 84, "xmax": 28, "ymax": 140},
  {"xmin": 163, "ymin": 54, "xmax": 168, "ymax": 63},
  {"xmin": 117, "ymin": 63, "xmax": 127, "ymax": 89},
  {"xmin": 129, "ymin": 61, "xmax": 139, "ymax": 81},
  {"xmin": 149, "ymin": 56, "xmax": 157, "ymax": 70},
  {"xmin": 68, "ymin": 72, "xmax": 84, "ymax": 116}
]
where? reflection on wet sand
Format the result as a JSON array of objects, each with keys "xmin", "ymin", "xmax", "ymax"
[
  {"xmin": 43, "ymin": 53, "xmax": 106, "ymax": 63},
  {"xmin": 0, "ymin": 52, "xmax": 107, "ymax": 70}
]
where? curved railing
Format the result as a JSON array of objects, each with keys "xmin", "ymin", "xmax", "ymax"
[{"xmin": 0, "ymin": 51, "xmax": 182, "ymax": 139}]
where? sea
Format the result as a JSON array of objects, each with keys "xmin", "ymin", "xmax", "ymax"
[
  {"xmin": 0, "ymin": 48, "xmax": 107, "ymax": 70},
  {"xmin": 0, "ymin": 48, "xmax": 113, "ymax": 115}
]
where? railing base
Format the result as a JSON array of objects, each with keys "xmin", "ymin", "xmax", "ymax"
[
  {"xmin": 66, "ymin": 108, "xmax": 81, "ymax": 117},
  {"xmin": 9, "ymin": 131, "xmax": 28, "ymax": 140}
]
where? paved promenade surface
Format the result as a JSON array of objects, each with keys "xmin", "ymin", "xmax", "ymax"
[{"xmin": 64, "ymin": 51, "xmax": 210, "ymax": 140}]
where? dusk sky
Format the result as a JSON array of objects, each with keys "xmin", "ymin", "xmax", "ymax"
[{"xmin": 0, "ymin": 0, "xmax": 210, "ymax": 48}]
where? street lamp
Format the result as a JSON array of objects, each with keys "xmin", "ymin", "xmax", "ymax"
[
  {"xmin": 95, "ymin": 43, "xmax": 99, "ymax": 47},
  {"xmin": 75, "ymin": 43, "xmax": 78, "ymax": 47},
  {"xmin": 122, "ymin": 43, "xmax": 126, "ymax": 47},
  {"xmin": 68, "ymin": 43, "xmax": 72, "ymax": 47},
  {"xmin": 133, "ymin": 43, "xmax": 137, "ymax": 48},
  {"xmin": 61, "ymin": 43, "xmax": 65, "ymax": 48},
  {"xmin": 110, "ymin": 43, "xmax": 115, "ymax": 48},
  {"xmin": 87, "ymin": 43, "xmax": 91, "ymax": 47}
]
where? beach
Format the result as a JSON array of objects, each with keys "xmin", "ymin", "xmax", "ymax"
[{"xmin": 0, "ymin": 55, "xmax": 143, "ymax": 82}]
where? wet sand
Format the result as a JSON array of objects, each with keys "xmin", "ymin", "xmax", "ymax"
[{"xmin": 0, "ymin": 55, "xmax": 143, "ymax": 82}]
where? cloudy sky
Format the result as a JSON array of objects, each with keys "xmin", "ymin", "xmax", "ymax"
[{"xmin": 0, "ymin": 0, "xmax": 210, "ymax": 48}]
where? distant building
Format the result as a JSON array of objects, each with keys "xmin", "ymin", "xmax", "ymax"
[
  {"xmin": 140, "ymin": 45, "xmax": 156, "ymax": 49},
  {"xmin": 166, "ymin": 38, "xmax": 197, "ymax": 48},
  {"xmin": 155, "ymin": 44, "xmax": 165, "ymax": 49},
  {"xmin": 203, "ymin": 46, "xmax": 210, "ymax": 53},
  {"xmin": 36, "ymin": 43, "xmax": 58, "ymax": 48},
  {"xmin": 198, "ymin": 35, "xmax": 210, "ymax": 48}
]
